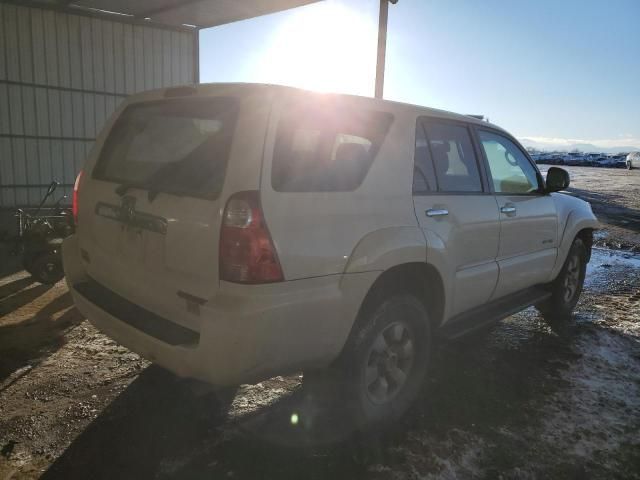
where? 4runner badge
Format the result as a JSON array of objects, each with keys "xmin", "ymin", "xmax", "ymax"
[{"xmin": 120, "ymin": 196, "xmax": 136, "ymax": 224}]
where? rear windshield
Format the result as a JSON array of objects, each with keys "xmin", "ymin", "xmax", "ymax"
[
  {"xmin": 272, "ymin": 103, "xmax": 393, "ymax": 192},
  {"xmin": 93, "ymin": 97, "xmax": 239, "ymax": 198}
]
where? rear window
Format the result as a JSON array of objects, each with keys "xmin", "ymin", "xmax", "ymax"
[
  {"xmin": 93, "ymin": 97, "xmax": 239, "ymax": 198},
  {"xmin": 272, "ymin": 103, "xmax": 393, "ymax": 192}
]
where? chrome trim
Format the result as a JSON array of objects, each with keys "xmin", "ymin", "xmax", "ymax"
[{"xmin": 94, "ymin": 201, "xmax": 168, "ymax": 235}]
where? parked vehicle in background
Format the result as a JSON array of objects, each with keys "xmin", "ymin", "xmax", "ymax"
[
  {"xmin": 582, "ymin": 153, "xmax": 601, "ymax": 166},
  {"xmin": 12, "ymin": 181, "xmax": 74, "ymax": 284},
  {"xmin": 63, "ymin": 83, "xmax": 598, "ymax": 429},
  {"xmin": 549, "ymin": 153, "xmax": 565, "ymax": 165},
  {"xmin": 563, "ymin": 152, "xmax": 585, "ymax": 166},
  {"xmin": 627, "ymin": 152, "xmax": 640, "ymax": 169},
  {"xmin": 535, "ymin": 151, "xmax": 632, "ymax": 169},
  {"xmin": 611, "ymin": 154, "xmax": 627, "ymax": 168}
]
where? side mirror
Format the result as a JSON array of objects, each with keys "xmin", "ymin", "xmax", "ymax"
[{"xmin": 545, "ymin": 167, "xmax": 570, "ymax": 192}]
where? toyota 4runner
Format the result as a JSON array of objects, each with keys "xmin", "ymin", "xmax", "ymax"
[{"xmin": 63, "ymin": 83, "xmax": 598, "ymax": 428}]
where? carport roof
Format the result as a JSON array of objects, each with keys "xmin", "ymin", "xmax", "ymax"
[{"xmin": 21, "ymin": 0, "xmax": 320, "ymax": 29}]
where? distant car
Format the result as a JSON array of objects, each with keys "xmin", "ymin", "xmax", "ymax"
[
  {"xmin": 626, "ymin": 152, "xmax": 639, "ymax": 170},
  {"xmin": 583, "ymin": 153, "xmax": 601, "ymax": 167},
  {"xmin": 593, "ymin": 156, "xmax": 610, "ymax": 167},
  {"xmin": 610, "ymin": 155, "xmax": 627, "ymax": 168},
  {"xmin": 563, "ymin": 153, "xmax": 584, "ymax": 166}
]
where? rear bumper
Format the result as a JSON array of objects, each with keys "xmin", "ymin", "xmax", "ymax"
[{"xmin": 63, "ymin": 234, "xmax": 375, "ymax": 386}]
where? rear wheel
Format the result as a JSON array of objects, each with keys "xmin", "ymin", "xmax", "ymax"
[
  {"xmin": 306, "ymin": 293, "xmax": 431, "ymax": 430},
  {"xmin": 537, "ymin": 238, "xmax": 587, "ymax": 322}
]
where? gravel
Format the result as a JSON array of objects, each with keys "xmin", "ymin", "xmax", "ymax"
[{"xmin": 0, "ymin": 166, "xmax": 639, "ymax": 479}]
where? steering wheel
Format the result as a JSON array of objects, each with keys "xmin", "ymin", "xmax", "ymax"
[{"xmin": 505, "ymin": 151, "xmax": 519, "ymax": 167}]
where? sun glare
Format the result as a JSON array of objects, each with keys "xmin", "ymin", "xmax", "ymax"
[{"xmin": 256, "ymin": 3, "xmax": 377, "ymax": 95}]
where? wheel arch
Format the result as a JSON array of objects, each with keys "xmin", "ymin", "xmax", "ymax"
[
  {"xmin": 575, "ymin": 227, "xmax": 594, "ymax": 262},
  {"xmin": 343, "ymin": 226, "xmax": 427, "ymax": 274},
  {"xmin": 336, "ymin": 262, "xmax": 445, "ymax": 363},
  {"xmin": 550, "ymin": 198, "xmax": 598, "ymax": 279}
]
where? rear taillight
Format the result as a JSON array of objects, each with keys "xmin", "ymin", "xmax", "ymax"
[
  {"xmin": 72, "ymin": 170, "xmax": 83, "ymax": 224},
  {"xmin": 220, "ymin": 191, "xmax": 284, "ymax": 284}
]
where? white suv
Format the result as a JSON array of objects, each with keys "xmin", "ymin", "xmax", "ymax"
[{"xmin": 63, "ymin": 83, "xmax": 598, "ymax": 428}]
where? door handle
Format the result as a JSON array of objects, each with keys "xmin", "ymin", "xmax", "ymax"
[
  {"xmin": 426, "ymin": 208, "xmax": 449, "ymax": 217},
  {"xmin": 500, "ymin": 206, "xmax": 516, "ymax": 214}
]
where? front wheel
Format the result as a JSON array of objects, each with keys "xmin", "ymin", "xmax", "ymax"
[
  {"xmin": 537, "ymin": 238, "xmax": 587, "ymax": 322},
  {"xmin": 306, "ymin": 293, "xmax": 432, "ymax": 430}
]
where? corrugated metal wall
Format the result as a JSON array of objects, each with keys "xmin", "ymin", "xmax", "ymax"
[{"xmin": 0, "ymin": 2, "xmax": 196, "ymax": 207}]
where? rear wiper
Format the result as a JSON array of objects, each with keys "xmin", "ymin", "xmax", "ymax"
[
  {"xmin": 115, "ymin": 182, "xmax": 140, "ymax": 196},
  {"xmin": 115, "ymin": 180, "xmax": 174, "ymax": 203},
  {"xmin": 144, "ymin": 135, "xmax": 221, "ymax": 202},
  {"xmin": 144, "ymin": 161, "xmax": 191, "ymax": 203},
  {"xmin": 116, "ymin": 182, "xmax": 165, "ymax": 203}
]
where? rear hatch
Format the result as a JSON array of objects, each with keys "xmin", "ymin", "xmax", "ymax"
[{"xmin": 76, "ymin": 89, "xmax": 266, "ymax": 330}]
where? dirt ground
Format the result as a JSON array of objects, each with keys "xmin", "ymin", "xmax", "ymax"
[
  {"xmin": 554, "ymin": 166, "xmax": 640, "ymax": 251},
  {"xmin": 0, "ymin": 166, "xmax": 639, "ymax": 479}
]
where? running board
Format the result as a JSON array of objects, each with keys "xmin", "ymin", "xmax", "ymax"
[{"xmin": 439, "ymin": 286, "xmax": 551, "ymax": 340}]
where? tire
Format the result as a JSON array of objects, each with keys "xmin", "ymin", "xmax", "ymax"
[
  {"xmin": 537, "ymin": 238, "xmax": 587, "ymax": 322},
  {"xmin": 306, "ymin": 293, "xmax": 432, "ymax": 430},
  {"xmin": 30, "ymin": 252, "xmax": 64, "ymax": 284},
  {"xmin": 628, "ymin": 163, "xmax": 633, "ymax": 170}
]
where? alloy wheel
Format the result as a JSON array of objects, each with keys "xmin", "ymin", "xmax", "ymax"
[
  {"xmin": 363, "ymin": 321, "xmax": 415, "ymax": 405},
  {"xmin": 563, "ymin": 254, "xmax": 581, "ymax": 303}
]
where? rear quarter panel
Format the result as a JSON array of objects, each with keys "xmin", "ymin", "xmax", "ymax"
[{"xmin": 260, "ymin": 93, "xmax": 421, "ymax": 280}]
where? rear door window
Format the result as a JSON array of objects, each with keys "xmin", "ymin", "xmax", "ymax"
[
  {"xmin": 93, "ymin": 97, "xmax": 239, "ymax": 198},
  {"xmin": 272, "ymin": 104, "xmax": 393, "ymax": 192},
  {"xmin": 419, "ymin": 120, "xmax": 483, "ymax": 193}
]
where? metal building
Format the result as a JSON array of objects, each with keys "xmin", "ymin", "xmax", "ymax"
[
  {"xmin": 0, "ymin": 2, "xmax": 197, "ymax": 208},
  {"xmin": 0, "ymin": 0, "xmax": 317, "ymax": 215}
]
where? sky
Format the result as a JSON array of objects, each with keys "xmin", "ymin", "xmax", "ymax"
[{"xmin": 199, "ymin": 0, "xmax": 640, "ymax": 150}]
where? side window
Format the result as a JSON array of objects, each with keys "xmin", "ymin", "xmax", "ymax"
[
  {"xmin": 272, "ymin": 105, "xmax": 393, "ymax": 192},
  {"xmin": 413, "ymin": 121, "xmax": 436, "ymax": 193},
  {"xmin": 422, "ymin": 121, "xmax": 483, "ymax": 193},
  {"xmin": 478, "ymin": 131, "xmax": 540, "ymax": 194}
]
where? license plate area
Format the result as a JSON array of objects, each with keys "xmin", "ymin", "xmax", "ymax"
[
  {"xmin": 95, "ymin": 198, "xmax": 168, "ymax": 267},
  {"xmin": 118, "ymin": 226, "xmax": 145, "ymax": 263}
]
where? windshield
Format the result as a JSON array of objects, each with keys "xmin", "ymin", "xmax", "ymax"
[{"xmin": 93, "ymin": 97, "xmax": 239, "ymax": 198}]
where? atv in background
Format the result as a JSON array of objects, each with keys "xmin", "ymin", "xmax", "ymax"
[{"xmin": 13, "ymin": 181, "xmax": 74, "ymax": 284}]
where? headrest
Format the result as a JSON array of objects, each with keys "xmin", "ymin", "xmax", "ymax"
[
  {"xmin": 431, "ymin": 141, "xmax": 450, "ymax": 155},
  {"xmin": 430, "ymin": 141, "xmax": 450, "ymax": 175},
  {"xmin": 335, "ymin": 142, "xmax": 368, "ymax": 163}
]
